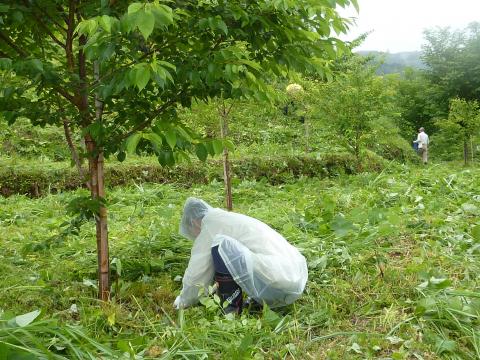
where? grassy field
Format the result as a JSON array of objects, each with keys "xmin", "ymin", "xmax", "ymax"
[{"xmin": 1, "ymin": 162, "xmax": 479, "ymax": 359}]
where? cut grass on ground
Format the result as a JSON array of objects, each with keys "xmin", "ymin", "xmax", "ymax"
[{"xmin": 1, "ymin": 163, "xmax": 479, "ymax": 359}]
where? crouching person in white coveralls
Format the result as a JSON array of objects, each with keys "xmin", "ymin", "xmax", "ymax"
[{"xmin": 173, "ymin": 197, "xmax": 308, "ymax": 314}]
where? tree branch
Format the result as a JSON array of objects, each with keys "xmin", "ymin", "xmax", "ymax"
[
  {"xmin": 36, "ymin": 20, "xmax": 66, "ymax": 49},
  {"xmin": 77, "ymin": 7, "xmax": 90, "ymax": 123},
  {"xmin": 54, "ymin": 85, "xmax": 79, "ymax": 107},
  {"xmin": 114, "ymin": 97, "xmax": 179, "ymax": 143},
  {"xmin": 20, "ymin": 0, "xmax": 67, "ymax": 46},
  {"xmin": 32, "ymin": 1, "xmax": 68, "ymax": 33},
  {"xmin": 63, "ymin": 118, "xmax": 91, "ymax": 190},
  {"xmin": 66, "ymin": 0, "xmax": 76, "ymax": 71},
  {"xmin": 0, "ymin": 31, "xmax": 28, "ymax": 57},
  {"xmin": 37, "ymin": 19, "xmax": 65, "ymax": 49},
  {"xmin": 94, "ymin": 50, "xmax": 154, "ymax": 86}
]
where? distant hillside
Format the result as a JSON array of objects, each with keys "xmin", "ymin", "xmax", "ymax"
[{"xmin": 357, "ymin": 51, "xmax": 425, "ymax": 74}]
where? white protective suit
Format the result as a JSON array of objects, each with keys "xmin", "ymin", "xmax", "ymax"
[{"xmin": 176, "ymin": 198, "xmax": 308, "ymax": 308}]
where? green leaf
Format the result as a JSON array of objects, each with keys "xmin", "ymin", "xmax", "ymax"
[
  {"xmin": 195, "ymin": 143, "xmax": 208, "ymax": 162},
  {"xmin": 350, "ymin": 0, "xmax": 360, "ymax": 12},
  {"xmin": 262, "ymin": 304, "xmax": 280, "ymax": 327},
  {"xmin": 83, "ymin": 278, "xmax": 98, "ymax": 290},
  {"xmin": 217, "ymin": 19, "xmax": 228, "ymax": 35},
  {"xmin": 428, "ymin": 276, "xmax": 451, "ymax": 289},
  {"xmin": 143, "ymin": 132, "xmax": 163, "ymax": 151},
  {"xmin": 158, "ymin": 60, "xmax": 176, "ymax": 71},
  {"xmin": 117, "ymin": 340, "xmax": 132, "ymax": 354},
  {"xmin": 158, "ymin": 150, "xmax": 175, "ymax": 167},
  {"xmin": 99, "ymin": 15, "xmax": 112, "ymax": 33},
  {"xmin": 204, "ymin": 141, "xmax": 215, "ymax": 156},
  {"xmin": 165, "ymin": 129, "xmax": 177, "ymax": 149},
  {"xmin": 435, "ymin": 338, "xmax": 457, "ymax": 354},
  {"xmin": 0, "ymin": 57, "xmax": 12, "ymax": 70},
  {"xmin": 31, "ymin": 59, "xmax": 43, "ymax": 73},
  {"xmin": 239, "ymin": 59, "xmax": 262, "ymax": 72},
  {"xmin": 330, "ymin": 214, "xmax": 355, "ymax": 237},
  {"xmin": 85, "ymin": 122, "xmax": 102, "ymax": 140},
  {"xmin": 117, "ymin": 151, "xmax": 126, "ymax": 162},
  {"xmin": 223, "ymin": 139, "xmax": 235, "ymax": 152},
  {"xmin": 212, "ymin": 139, "xmax": 224, "ymax": 155},
  {"xmin": 12, "ymin": 310, "xmax": 41, "ymax": 327},
  {"xmin": 12, "ymin": 11, "xmax": 23, "ymax": 23},
  {"xmin": 415, "ymin": 297, "xmax": 437, "ymax": 316},
  {"xmin": 135, "ymin": 65, "xmax": 150, "ymax": 91},
  {"xmin": 237, "ymin": 335, "xmax": 253, "ymax": 355},
  {"xmin": 76, "ymin": 19, "xmax": 98, "ymax": 36},
  {"xmin": 128, "ymin": 2, "xmax": 143, "ymax": 14},
  {"xmin": 472, "ymin": 225, "xmax": 480, "ymax": 242},
  {"xmin": 309, "ymin": 255, "xmax": 327, "ymax": 271},
  {"xmin": 151, "ymin": 4, "xmax": 174, "ymax": 27},
  {"xmin": 137, "ymin": 10, "xmax": 155, "ymax": 40},
  {"xmin": 125, "ymin": 133, "xmax": 142, "ymax": 154},
  {"xmin": 111, "ymin": 257, "xmax": 122, "ymax": 276}
]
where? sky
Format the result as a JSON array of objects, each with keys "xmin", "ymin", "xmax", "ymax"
[{"xmin": 338, "ymin": 0, "xmax": 480, "ymax": 53}]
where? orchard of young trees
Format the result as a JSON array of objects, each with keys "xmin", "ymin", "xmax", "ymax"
[
  {"xmin": 0, "ymin": 0, "xmax": 355, "ymax": 300},
  {"xmin": 1, "ymin": 1, "xmax": 479, "ymax": 359}
]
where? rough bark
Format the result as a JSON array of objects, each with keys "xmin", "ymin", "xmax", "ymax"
[
  {"xmin": 219, "ymin": 103, "xmax": 233, "ymax": 211},
  {"xmin": 66, "ymin": 0, "xmax": 76, "ymax": 71}
]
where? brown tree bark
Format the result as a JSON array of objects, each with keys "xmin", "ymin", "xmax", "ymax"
[
  {"xmin": 84, "ymin": 134, "xmax": 109, "ymax": 301},
  {"xmin": 94, "ymin": 61, "xmax": 109, "ymax": 301},
  {"xmin": 219, "ymin": 102, "xmax": 234, "ymax": 211},
  {"xmin": 77, "ymin": 27, "xmax": 110, "ymax": 300}
]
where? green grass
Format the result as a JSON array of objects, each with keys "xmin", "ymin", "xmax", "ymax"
[{"xmin": 1, "ymin": 162, "xmax": 479, "ymax": 359}]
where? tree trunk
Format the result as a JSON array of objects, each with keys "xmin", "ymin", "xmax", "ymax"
[
  {"xmin": 304, "ymin": 117, "xmax": 309, "ymax": 154},
  {"xmin": 85, "ymin": 135, "xmax": 110, "ymax": 301},
  {"xmin": 78, "ymin": 32, "xmax": 110, "ymax": 300},
  {"xmin": 219, "ymin": 104, "xmax": 233, "ymax": 211},
  {"xmin": 94, "ymin": 61, "xmax": 109, "ymax": 301},
  {"xmin": 354, "ymin": 130, "xmax": 360, "ymax": 160},
  {"xmin": 96, "ymin": 151, "xmax": 109, "ymax": 302},
  {"xmin": 471, "ymin": 137, "xmax": 474, "ymax": 163},
  {"xmin": 464, "ymin": 138, "xmax": 469, "ymax": 165}
]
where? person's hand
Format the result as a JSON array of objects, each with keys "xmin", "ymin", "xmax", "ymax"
[{"xmin": 173, "ymin": 296, "xmax": 184, "ymax": 310}]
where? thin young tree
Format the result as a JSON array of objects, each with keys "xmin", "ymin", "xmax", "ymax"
[{"xmin": 446, "ymin": 98, "xmax": 480, "ymax": 165}]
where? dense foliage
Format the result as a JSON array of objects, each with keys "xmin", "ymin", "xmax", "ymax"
[
  {"xmin": 2, "ymin": 163, "xmax": 480, "ymax": 358},
  {"xmin": 0, "ymin": 0, "xmax": 358, "ymax": 298},
  {"xmin": 1, "ymin": 2, "xmax": 480, "ymax": 360}
]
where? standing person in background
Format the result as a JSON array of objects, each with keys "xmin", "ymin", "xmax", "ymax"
[{"xmin": 414, "ymin": 127, "xmax": 429, "ymax": 164}]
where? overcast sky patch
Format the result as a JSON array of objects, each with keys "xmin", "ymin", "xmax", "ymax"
[{"xmin": 338, "ymin": 0, "xmax": 480, "ymax": 53}]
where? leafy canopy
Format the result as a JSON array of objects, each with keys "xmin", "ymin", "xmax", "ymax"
[
  {"xmin": 0, "ymin": 0, "xmax": 357, "ymax": 165},
  {"xmin": 422, "ymin": 22, "xmax": 480, "ymax": 113}
]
